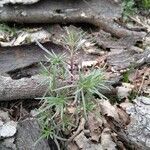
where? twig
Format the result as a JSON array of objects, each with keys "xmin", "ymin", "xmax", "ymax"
[
  {"xmin": 35, "ymin": 40, "xmax": 52, "ymax": 55},
  {"xmin": 138, "ymin": 74, "xmax": 146, "ymax": 95},
  {"xmin": 68, "ymin": 118, "xmax": 86, "ymax": 142}
]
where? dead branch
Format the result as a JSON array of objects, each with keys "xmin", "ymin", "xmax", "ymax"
[
  {"xmin": 0, "ymin": 0, "xmax": 146, "ymax": 38},
  {"xmin": 0, "ymin": 75, "xmax": 49, "ymax": 101},
  {"xmin": 0, "ymin": 75, "xmax": 116, "ymax": 101}
]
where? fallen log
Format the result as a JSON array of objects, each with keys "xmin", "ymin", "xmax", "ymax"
[
  {"xmin": 0, "ymin": 75, "xmax": 49, "ymax": 101},
  {"xmin": 0, "ymin": 75, "xmax": 116, "ymax": 101},
  {"xmin": 0, "ymin": 0, "xmax": 146, "ymax": 38},
  {"xmin": 107, "ymin": 47, "xmax": 150, "ymax": 70},
  {"xmin": 0, "ymin": 42, "xmax": 63, "ymax": 75}
]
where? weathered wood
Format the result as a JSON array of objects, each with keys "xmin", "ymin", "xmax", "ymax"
[
  {"xmin": 107, "ymin": 48, "xmax": 150, "ymax": 71},
  {"xmin": 0, "ymin": 75, "xmax": 49, "ymax": 101},
  {"xmin": 0, "ymin": 42, "xmax": 64, "ymax": 75},
  {"xmin": 0, "ymin": 74, "xmax": 116, "ymax": 101},
  {"xmin": 16, "ymin": 118, "xmax": 51, "ymax": 150},
  {"xmin": 0, "ymin": 0, "xmax": 121, "ymax": 23},
  {"xmin": 0, "ymin": 0, "xmax": 146, "ymax": 38},
  {"xmin": 0, "ymin": 0, "xmax": 39, "ymax": 7}
]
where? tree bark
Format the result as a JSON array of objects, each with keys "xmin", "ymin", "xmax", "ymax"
[
  {"xmin": 0, "ymin": 75, "xmax": 116, "ymax": 101},
  {"xmin": 0, "ymin": 75, "xmax": 49, "ymax": 101},
  {"xmin": 0, "ymin": 0, "xmax": 146, "ymax": 38}
]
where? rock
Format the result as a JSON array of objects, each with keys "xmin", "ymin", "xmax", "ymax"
[
  {"xmin": 0, "ymin": 121, "xmax": 17, "ymax": 139},
  {"xmin": 16, "ymin": 118, "xmax": 51, "ymax": 150},
  {"xmin": 0, "ymin": 138, "xmax": 16, "ymax": 150},
  {"xmin": 0, "ymin": 110, "xmax": 10, "ymax": 122},
  {"xmin": 126, "ymin": 97, "xmax": 150, "ymax": 148}
]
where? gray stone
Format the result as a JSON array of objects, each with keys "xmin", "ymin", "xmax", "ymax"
[
  {"xmin": 0, "ymin": 121, "xmax": 17, "ymax": 139},
  {"xmin": 126, "ymin": 97, "xmax": 150, "ymax": 148}
]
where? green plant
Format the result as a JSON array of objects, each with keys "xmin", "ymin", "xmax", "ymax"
[
  {"xmin": 135, "ymin": 0, "xmax": 150, "ymax": 9},
  {"xmin": 122, "ymin": 0, "xmax": 150, "ymax": 20},
  {"xmin": 142, "ymin": 0, "xmax": 150, "ymax": 8},
  {"xmin": 122, "ymin": 70, "xmax": 130, "ymax": 83},
  {"xmin": 36, "ymin": 28, "xmax": 108, "ymax": 148},
  {"xmin": 122, "ymin": 0, "xmax": 136, "ymax": 19},
  {"xmin": 62, "ymin": 27, "xmax": 86, "ymax": 79},
  {"xmin": 75, "ymin": 69, "xmax": 108, "ymax": 118},
  {"xmin": 0, "ymin": 23, "xmax": 17, "ymax": 36}
]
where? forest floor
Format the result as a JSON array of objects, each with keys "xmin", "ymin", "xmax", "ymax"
[{"xmin": 0, "ymin": 0, "xmax": 149, "ymax": 150}]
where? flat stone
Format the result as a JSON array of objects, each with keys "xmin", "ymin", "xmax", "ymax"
[
  {"xmin": 16, "ymin": 118, "xmax": 51, "ymax": 150},
  {"xmin": 0, "ymin": 121, "xmax": 17, "ymax": 139}
]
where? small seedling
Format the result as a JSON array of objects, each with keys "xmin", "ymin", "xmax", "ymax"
[
  {"xmin": 122, "ymin": 0, "xmax": 136, "ymax": 19},
  {"xmin": 36, "ymin": 27, "xmax": 108, "ymax": 148},
  {"xmin": 0, "ymin": 23, "xmax": 17, "ymax": 36}
]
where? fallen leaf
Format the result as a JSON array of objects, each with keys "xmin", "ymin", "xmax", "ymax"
[
  {"xmin": 99, "ymin": 100, "xmax": 120, "ymax": 122},
  {"xmin": 119, "ymin": 102, "xmax": 133, "ymax": 110},
  {"xmin": 101, "ymin": 128, "xmax": 117, "ymax": 150},
  {"xmin": 116, "ymin": 105, "xmax": 130, "ymax": 126},
  {"xmin": 129, "ymin": 67, "xmax": 150, "ymax": 95},
  {"xmin": 0, "ymin": 121, "xmax": 17, "ymax": 139},
  {"xmin": 88, "ymin": 112, "xmax": 102, "ymax": 142},
  {"xmin": 67, "ymin": 106, "xmax": 76, "ymax": 114},
  {"xmin": 117, "ymin": 83, "xmax": 134, "ymax": 99},
  {"xmin": 0, "ymin": 28, "xmax": 50, "ymax": 47},
  {"xmin": 69, "ymin": 118, "xmax": 85, "ymax": 141},
  {"xmin": 74, "ymin": 131, "xmax": 103, "ymax": 150},
  {"xmin": 67, "ymin": 142, "xmax": 79, "ymax": 150},
  {"xmin": 79, "ymin": 60, "xmax": 98, "ymax": 69}
]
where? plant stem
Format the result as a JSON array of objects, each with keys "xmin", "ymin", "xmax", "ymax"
[
  {"xmin": 70, "ymin": 51, "xmax": 74, "ymax": 82},
  {"xmin": 81, "ymin": 90, "xmax": 87, "ymax": 120}
]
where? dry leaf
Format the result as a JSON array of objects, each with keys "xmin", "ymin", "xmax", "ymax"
[
  {"xmin": 79, "ymin": 60, "xmax": 98, "ymax": 69},
  {"xmin": 116, "ymin": 105, "xmax": 130, "ymax": 126},
  {"xmin": 129, "ymin": 67, "xmax": 150, "ymax": 95},
  {"xmin": 88, "ymin": 112, "xmax": 102, "ymax": 142},
  {"xmin": 74, "ymin": 131, "xmax": 103, "ymax": 150},
  {"xmin": 117, "ymin": 83, "xmax": 134, "ymax": 99},
  {"xmin": 69, "ymin": 118, "xmax": 85, "ymax": 141},
  {"xmin": 99, "ymin": 100, "xmax": 120, "ymax": 122},
  {"xmin": 119, "ymin": 102, "xmax": 133, "ymax": 110},
  {"xmin": 0, "ymin": 0, "xmax": 39, "ymax": 7},
  {"xmin": 101, "ymin": 128, "xmax": 117, "ymax": 150},
  {"xmin": 67, "ymin": 106, "xmax": 76, "ymax": 114},
  {"xmin": 67, "ymin": 142, "xmax": 79, "ymax": 150},
  {"xmin": 0, "ymin": 29, "xmax": 50, "ymax": 47}
]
